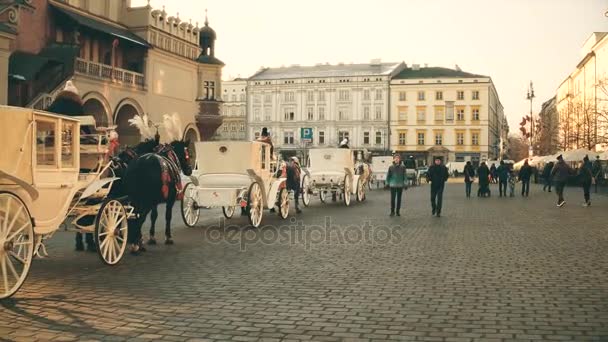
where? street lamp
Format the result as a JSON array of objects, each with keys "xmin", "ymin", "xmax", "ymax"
[{"xmin": 526, "ymin": 81, "xmax": 535, "ymax": 157}]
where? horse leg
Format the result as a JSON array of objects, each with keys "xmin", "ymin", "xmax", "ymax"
[
  {"xmin": 148, "ymin": 206, "xmax": 158, "ymax": 245},
  {"xmin": 130, "ymin": 208, "xmax": 151, "ymax": 255},
  {"xmin": 75, "ymin": 232, "xmax": 84, "ymax": 251},
  {"xmin": 164, "ymin": 199, "xmax": 175, "ymax": 245}
]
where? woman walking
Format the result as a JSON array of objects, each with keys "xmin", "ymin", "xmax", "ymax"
[
  {"xmin": 463, "ymin": 161, "xmax": 475, "ymax": 198},
  {"xmin": 386, "ymin": 154, "xmax": 407, "ymax": 216},
  {"xmin": 579, "ymin": 155, "xmax": 593, "ymax": 207}
]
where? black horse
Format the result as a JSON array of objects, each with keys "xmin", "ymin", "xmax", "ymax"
[{"xmin": 125, "ymin": 140, "xmax": 192, "ymax": 253}]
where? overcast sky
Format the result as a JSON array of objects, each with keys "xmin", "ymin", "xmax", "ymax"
[{"xmin": 133, "ymin": 0, "xmax": 608, "ymax": 132}]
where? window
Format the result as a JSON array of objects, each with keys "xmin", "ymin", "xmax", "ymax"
[
  {"xmin": 254, "ymin": 108, "xmax": 260, "ymax": 122},
  {"xmin": 222, "ymin": 124, "xmax": 228, "ymax": 132},
  {"xmin": 363, "ymin": 106, "xmax": 370, "ymax": 120},
  {"xmin": 318, "ymin": 91, "xmax": 325, "ymax": 101},
  {"xmin": 375, "ymin": 106, "xmax": 382, "ymax": 120},
  {"xmin": 375, "ymin": 89, "xmax": 383, "ymax": 100},
  {"xmin": 338, "ymin": 108, "xmax": 348, "ymax": 120},
  {"xmin": 398, "ymin": 106, "xmax": 407, "ymax": 121},
  {"xmin": 399, "ymin": 91, "xmax": 406, "ymax": 101},
  {"xmin": 264, "ymin": 108, "xmax": 271, "ymax": 121},
  {"xmin": 254, "ymin": 94, "xmax": 261, "ymax": 103},
  {"xmin": 338, "ymin": 131, "xmax": 349, "ymax": 143},
  {"xmin": 61, "ymin": 121, "xmax": 75, "ymax": 168},
  {"xmin": 456, "ymin": 132, "xmax": 465, "ymax": 145},
  {"xmin": 472, "ymin": 90, "xmax": 480, "ymax": 100},
  {"xmin": 434, "ymin": 107, "xmax": 444, "ymax": 122},
  {"xmin": 284, "ymin": 108, "xmax": 295, "ymax": 121},
  {"xmin": 417, "ymin": 132, "xmax": 425, "ymax": 145},
  {"xmin": 318, "ymin": 107, "xmax": 325, "ymax": 120},
  {"xmin": 375, "ymin": 131, "xmax": 382, "ymax": 145},
  {"xmin": 307, "ymin": 107, "xmax": 314, "ymax": 120},
  {"xmin": 445, "ymin": 102, "xmax": 454, "ymax": 122},
  {"xmin": 472, "ymin": 108, "xmax": 480, "ymax": 121},
  {"xmin": 204, "ymin": 81, "xmax": 216, "ymax": 100},
  {"xmin": 472, "ymin": 132, "xmax": 479, "ymax": 146},
  {"xmin": 435, "ymin": 132, "xmax": 443, "ymax": 146},
  {"xmin": 457, "ymin": 91, "xmax": 464, "ymax": 100},
  {"xmin": 363, "ymin": 89, "xmax": 370, "ymax": 101},
  {"xmin": 231, "ymin": 94, "xmax": 237, "ymax": 102},
  {"xmin": 307, "ymin": 91, "xmax": 314, "ymax": 102},
  {"xmin": 240, "ymin": 123, "xmax": 245, "ymax": 132},
  {"xmin": 418, "ymin": 91, "xmax": 425, "ymax": 101},
  {"xmin": 284, "ymin": 92, "xmax": 295, "ymax": 102},
  {"xmin": 264, "ymin": 94, "xmax": 271, "ymax": 103},
  {"xmin": 318, "ymin": 131, "xmax": 325, "ymax": 145},
  {"xmin": 36, "ymin": 120, "xmax": 56, "ymax": 167},
  {"xmin": 339, "ymin": 90, "xmax": 350, "ymax": 101},
  {"xmin": 398, "ymin": 131, "xmax": 407, "ymax": 145},
  {"xmin": 231, "ymin": 124, "xmax": 237, "ymax": 132},
  {"xmin": 363, "ymin": 131, "xmax": 370, "ymax": 145},
  {"xmin": 284, "ymin": 131, "xmax": 295, "ymax": 145},
  {"xmin": 435, "ymin": 91, "xmax": 443, "ymax": 100},
  {"xmin": 416, "ymin": 107, "xmax": 426, "ymax": 122},
  {"xmin": 456, "ymin": 108, "xmax": 465, "ymax": 121},
  {"xmin": 241, "ymin": 94, "xmax": 246, "ymax": 102}
]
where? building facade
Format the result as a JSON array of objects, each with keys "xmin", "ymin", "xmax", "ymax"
[
  {"xmin": 247, "ymin": 61, "xmax": 406, "ymax": 159},
  {"xmin": 556, "ymin": 32, "xmax": 608, "ymax": 151},
  {"xmin": 217, "ymin": 78, "xmax": 246, "ymax": 140},
  {"xmin": 2, "ymin": 0, "xmax": 224, "ymax": 148},
  {"xmin": 389, "ymin": 66, "xmax": 506, "ymax": 166}
]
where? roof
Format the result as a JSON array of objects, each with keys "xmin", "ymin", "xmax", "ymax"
[
  {"xmin": 393, "ymin": 67, "xmax": 488, "ymax": 79},
  {"xmin": 9, "ymin": 52, "xmax": 62, "ymax": 80},
  {"xmin": 197, "ymin": 54, "xmax": 225, "ymax": 65},
  {"xmin": 50, "ymin": 3, "xmax": 150, "ymax": 48},
  {"xmin": 249, "ymin": 62, "xmax": 403, "ymax": 80}
]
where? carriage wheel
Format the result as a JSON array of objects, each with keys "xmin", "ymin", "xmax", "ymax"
[
  {"xmin": 343, "ymin": 176, "xmax": 352, "ymax": 206},
  {"xmin": 278, "ymin": 188, "xmax": 289, "ymax": 219},
  {"xmin": 247, "ymin": 182, "xmax": 263, "ymax": 228},
  {"xmin": 301, "ymin": 175, "xmax": 311, "ymax": 207},
  {"xmin": 319, "ymin": 190, "xmax": 326, "ymax": 203},
  {"xmin": 356, "ymin": 178, "xmax": 366, "ymax": 202},
  {"xmin": 0, "ymin": 192, "xmax": 34, "ymax": 300},
  {"xmin": 180, "ymin": 182, "xmax": 200, "ymax": 228},
  {"xmin": 222, "ymin": 206, "xmax": 236, "ymax": 219},
  {"xmin": 95, "ymin": 199, "xmax": 128, "ymax": 266}
]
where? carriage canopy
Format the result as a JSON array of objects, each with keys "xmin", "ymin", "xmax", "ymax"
[
  {"xmin": 308, "ymin": 148, "xmax": 354, "ymax": 172},
  {"xmin": 194, "ymin": 141, "xmax": 271, "ymax": 175}
]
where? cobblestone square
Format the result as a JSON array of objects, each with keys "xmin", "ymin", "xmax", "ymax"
[{"xmin": 0, "ymin": 183, "xmax": 607, "ymax": 341}]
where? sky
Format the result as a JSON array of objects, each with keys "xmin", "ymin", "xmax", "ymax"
[{"xmin": 133, "ymin": 0, "xmax": 608, "ymax": 132}]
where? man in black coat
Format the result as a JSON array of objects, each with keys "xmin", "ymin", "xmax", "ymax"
[
  {"xmin": 496, "ymin": 160, "xmax": 509, "ymax": 197},
  {"xmin": 518, "ymin": 160, "xmax": 532, "ymax": 197},
  {"xmin": 542, "ymin": 161, "xmax": 554, "ymax": 192},
  {"xmin": 477, "ymin": 162, "xmax": 490, "ymax": 197},
  {"xmin": 463, "ymin": 161, "xmax": 475, "ymax": 198},
  {"xmin": 427, "ymin": 158, "xmax": 449, "ymax": 217},
  {"xmin": 551, "ymin": 154, "xmax": 573, "ymax": 207},
  {"xmin": 286, "ymin": 157, "xmax": 302, "ymax": 213}
]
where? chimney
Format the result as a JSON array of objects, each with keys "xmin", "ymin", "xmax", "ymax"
[
  {"xmin": 412, "ymin": 64, "xmax": 420, "ymax": 71},
  {"xmin": 455, "ymin": 64, "xmax": 462, "ymax": 71}
]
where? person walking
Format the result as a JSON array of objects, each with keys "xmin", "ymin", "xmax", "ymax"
[
  {"xmin": 386, "ymin": 154, "xmax": 407, "ymax": 216},
  {"xmin": 286, "ymin": 156, "xmax": 302, "ymax": 213},
  {"xmin": 463, "ymin": 161, "xmax": 475, "ymax": 198},
  {"xmin": 489, "ymin": 163, "xmax": 497, "ymax": 184},
  {"xmin": 496, "ymin": 160, "xmax": 509, "ymax": 197},
  {"xmin": 427, "ymin": 158, "xmax": 449, "ymax": 217},
  {"xmin": 551, "ymin": 154, "xmax": 572, "ymax": 207},
  {"xmin": 477, "ymin": 162, "xmax": 490, "ymax": 197},
  {"xmin": 592, "ymin": 155, "xmax": 603, "ymax": 193},
  {"xmin": 579, "ymin": 155, "xmax": 593, "ymax": 207},
  {"xmin": 542, "ymin": 161, "xmax": 554, "ymax": 192},
  {"xmin": 518, "ymin": 160, "xmax": 532, "ymax": 197},
  {"xmin": 508, "ymin": 169, "xmax": 517, "ymax": 197}
]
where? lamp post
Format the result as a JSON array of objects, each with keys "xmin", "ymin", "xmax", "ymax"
[{"xmin": 526, "ymin": 81, "xmax": 535, "ymax": 157}]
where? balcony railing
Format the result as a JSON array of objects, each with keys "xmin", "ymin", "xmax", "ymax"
[{"xmin": 75, "ymin": 58, "xmax": 145, "ymax": 89}]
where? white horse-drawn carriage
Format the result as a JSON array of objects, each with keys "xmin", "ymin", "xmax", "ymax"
[
  {"xmin": 304, "ymin": 148, "xmax": 366, "ymax": 205},
  {"xmin": 180, "ymin": 141, "xmax": 290, "ymax": 228},
  {"xmin": 0, "ymin": 106, "xmax": 129, "ymax": 299}
]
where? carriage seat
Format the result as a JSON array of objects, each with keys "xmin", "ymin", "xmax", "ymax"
[{"xmin": 196, "ymin": 173, "xmax": 253, "ymax": 189}]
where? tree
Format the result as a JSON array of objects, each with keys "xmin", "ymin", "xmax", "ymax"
[{"xmin": 506, "ymin": 134, "xmax": 529, "ymax": 161}]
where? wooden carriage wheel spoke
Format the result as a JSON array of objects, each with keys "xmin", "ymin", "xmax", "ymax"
[
  {"xmin": 1, "ymin": 197, "xmax": 10, "ymax": 235},
  {"xmin": 9, "ymin": 251, "xmax": 25, "ymax": 265},
  {"xmin": 5, "ymin": 204, "xmax": 23, "ymax": 239},
  {"xmin": 1, "ymin": 256, "xmax": 9, "ymax": 294},
  {"xmin": 5, "ymin": 254, "xmax": 19, "ymax": 282},
  {"xmin": 5, "ymin": 222, "xmax": 29, "ymax": 243}
]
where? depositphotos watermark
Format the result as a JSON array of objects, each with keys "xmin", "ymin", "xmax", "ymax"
[{"xmin": 203, "ymin": 216, "xmax": 402, "ymax": 251}]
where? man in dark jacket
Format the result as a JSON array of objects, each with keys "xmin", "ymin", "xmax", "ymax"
[
  {"xmin": 477, "ymin": 162, "xmax": 490, "ymax": 197},
  {"xmin": 551, "ymin": 155, "xmax": 572, "ymax": 207},
  {"xmin": 386, "ymin": 154, "xmax": 406, "ymax": 216},
  {"xmin": 463, "ymin": 161, "xmax": 475, "ymax": 198},
  {"xmin": 592, "ymin": 155, "xmax": 602, "ymax": 193},
  {"xmin": 579, "ymin": 155, "xmax": 593, "ymax": 207},
  {"xmin": 518, "ymin": 160, "xmax": 532, "ymax": 197},
  {"xmin": 427, "ymin": 158, "xmax": 449, "ymax": 217},
  {"xmin": 496, "ymin": 160, "xmax": 509, "ymax": 197},
  {"xmin": 542, "ymin": 161, "xmax": 554, "ymax": 192},
  {"xmin": 286, "ymin": 157, "xmax": 302, "ymax": 213}
]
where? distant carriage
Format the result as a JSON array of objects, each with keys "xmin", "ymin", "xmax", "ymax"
[
  {"xmin": 180, "ymin": 141, "xmax": 290, "ymax": 228},
  {"xmin": 370, "ymin": 156, "xmax": 392, "ymax": 188},
  {"xmin": 0, "ymin": 106, "xmax": 131, "ymax": 300}
]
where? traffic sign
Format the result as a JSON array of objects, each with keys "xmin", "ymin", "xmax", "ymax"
[{"xmin": 301, "ymin": 128, "xmax": 313, "ymax": 142}]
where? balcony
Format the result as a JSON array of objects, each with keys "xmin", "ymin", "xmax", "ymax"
[{"xmin": 74, "ymin": 58, "xmax": 145, "ymax": 89}]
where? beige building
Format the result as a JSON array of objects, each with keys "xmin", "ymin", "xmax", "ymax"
[
  {"xmin": 556, "ymin": 32, "xmax": 608, "ymax": 151},
  {"xmin": 389, "ymin": 65, "xmax": 507, "ymax": 166},
  {"xmin": 2, "ymin": 0, "xmax": 224, "ymax": 148},
  {"xmin": 217, "ymin": 78, "xmax": 247, "ymax": 140}
]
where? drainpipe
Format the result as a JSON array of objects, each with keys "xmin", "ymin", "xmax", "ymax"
[{"xmin": 386, "ymin": 80, "xmax": 391, "ymax": 156}]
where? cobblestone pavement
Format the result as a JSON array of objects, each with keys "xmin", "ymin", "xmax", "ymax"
[{"xmin": 1, "ymin": 183, "xmax": 607, "ymax": 342}]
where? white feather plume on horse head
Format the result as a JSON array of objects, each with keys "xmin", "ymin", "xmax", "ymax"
[
  {"xmin": 162, "ymin": 113, "xmax": 183, "ymax": 142},
  {"xmin": 170, "ymin": 113, "xmax": 183, "ymax": 141},
  {"xmin": 128, "ymin": 114, "xmax": 154, "ymax": 140}
]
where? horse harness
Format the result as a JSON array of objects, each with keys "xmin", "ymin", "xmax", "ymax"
[{"xmin": 152, "ymin": 144, "xmax": 184, "ymax": 201}]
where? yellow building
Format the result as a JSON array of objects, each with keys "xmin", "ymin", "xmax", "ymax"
[
  {"xmin": 1, "ymin": 0, "xmax": 224, "ymax": 147},
  {"xmin": 389, "ymin": 65, "xmax": 506, "ymax": 166}
]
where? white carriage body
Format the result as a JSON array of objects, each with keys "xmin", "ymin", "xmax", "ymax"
[
  {"xmin": 307, "ymin": 148, "xmax": 359, "ymax": 195},
  {"xmin": 371, "ymin": 156, "xmax": 392, "ymax": 182},
  {"xmin": 192, "ymin": 141, "xmax": 284, "ymax": 208}
]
